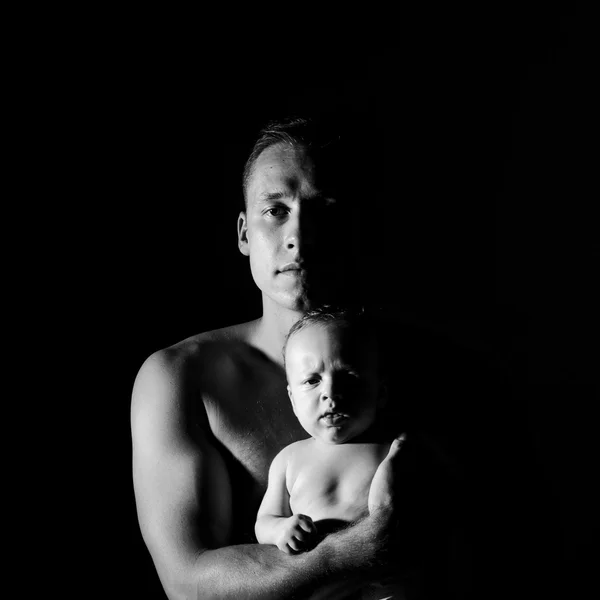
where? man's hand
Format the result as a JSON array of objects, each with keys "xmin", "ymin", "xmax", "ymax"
[
  {"xmin": 274, "ymin": 514, "xmax": 318, "ymax": 554},
  {"xmin": 368, "ymin": 434, "xmax": 407, "ymax": 515}
]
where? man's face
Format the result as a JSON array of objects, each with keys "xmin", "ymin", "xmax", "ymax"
[
  {"xmin": 238, "ymin": 143, "xmax": 353, "ymax": 312},
  {"xmin": 285, "ymin": 322, "xmax": 381, "ymax": 444}
]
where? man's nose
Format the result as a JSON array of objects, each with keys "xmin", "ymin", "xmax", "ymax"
[
  {"xmin": 284, "ymin": 210, "xmax": 315, "ymax": 251},
  {"xmin": 284, "ymin": 221, "xmax": 299, "ymax": 250}
]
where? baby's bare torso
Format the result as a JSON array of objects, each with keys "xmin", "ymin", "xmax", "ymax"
[{"xmin": 286, "ymin": 439, "xmax": 391, "ymax": 523}]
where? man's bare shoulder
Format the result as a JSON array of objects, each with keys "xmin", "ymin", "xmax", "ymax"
[
  {"xmin": 137, "ymin": 319, "xmax": 260, "ymax": 374},
  {"xmin": 131, "ymin": 319, "xmax": 263, "ymax": 417},
  {"xmin": 170, "ymin": 319, "xmax": 260, "ymax": 353}
]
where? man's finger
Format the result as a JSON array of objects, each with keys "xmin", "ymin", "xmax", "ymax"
[{"xmin": 387, "ymin": 433, "xmax": 407, "ymax": 458}]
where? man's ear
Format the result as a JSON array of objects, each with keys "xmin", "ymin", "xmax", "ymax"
[
  {"xmin": 237, "ymin": 211, "xmax": 249, "ymax": 256},
  {"xmin": 287, "ymin": 385, "xmax": 297, "ymax": 415}
]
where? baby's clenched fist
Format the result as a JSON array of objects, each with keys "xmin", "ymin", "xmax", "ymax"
[{"xmin": 275, "ymin": 514, "xmax": 317, "ymax": 554}]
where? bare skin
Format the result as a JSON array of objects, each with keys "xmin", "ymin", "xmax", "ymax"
[
  {"xmin": 131, "ymin": 143, "xmax": 404, "ymax": 600},
  {"xmin": 255, "ymin": 439, "xmax": 392, "ymax": 551},
  {"xmin": 256, "ymin": 320, "xmax": 393, "ymax": 550},
  {"xmin": 254, "ymin": 320, "xmax": 406, "ymax": 598}
]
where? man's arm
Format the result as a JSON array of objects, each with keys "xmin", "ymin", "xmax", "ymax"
[{"xmin": 131, "ymin": 350, "xmax": 394, "ymax": 600}]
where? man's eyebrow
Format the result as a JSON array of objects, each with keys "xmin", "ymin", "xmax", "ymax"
[
  {"xmin": 257, "ymin": 190, "xmax": 337, "ymax": 204},
  {"xmin": 257, "ymin": 191, "xmax": 289, "ymax": 202}
]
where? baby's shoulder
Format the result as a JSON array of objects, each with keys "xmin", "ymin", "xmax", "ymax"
[
  {"xmin": 273, "ymin": 438, "xmax": 318, "ymax": 475},
  {"xmin": 269, "ymin": 438, "xmax": 313, "ymax": 467},
  {"xmin": 278, "ymin": 438, "xmax": 314, "ymax": 458}
]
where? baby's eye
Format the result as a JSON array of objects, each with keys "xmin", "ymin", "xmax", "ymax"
[{"xmin": 303, "ymin": 377, "xmax": 320, "ymax": 385}]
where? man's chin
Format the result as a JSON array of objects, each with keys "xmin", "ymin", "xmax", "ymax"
[
  {"xmin": 290, "ymin": 290, "xmax": 334, "ymax": 313},
  {"xmin": 270, "ymin": 280, "xmax": 353, "ymax": 312},
  {"xmin": 288, "ymin": 294, "xmax": 314, "ymax": 313},
  {"xmin": 302, "ymin": 286, "xmax": 355, "ymax": 311},
  {"xmin": 266, "ymin": 288, "xmax": 311, "ymax": 313},
  {"xmin": 290, "ymin": 293, "xmax": 345, "ymax": 313}
]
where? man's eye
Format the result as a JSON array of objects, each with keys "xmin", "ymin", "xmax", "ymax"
[{"xmin": 264, "ymin": 206, "xmax": 288, "ymax": 217}]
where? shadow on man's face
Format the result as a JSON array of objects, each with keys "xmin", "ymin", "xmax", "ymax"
[{"xmin": 297, "ymin": 146, "xmax": 366, "ymax": 309}]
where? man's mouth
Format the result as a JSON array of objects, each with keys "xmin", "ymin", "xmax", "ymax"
[
  {"xmin": 278, "ymin": 263, "xmax": 304, "ymax": 274},
  {"xmin": 321, "ymin": 412, "xmax": 349, "ymax": 426}
]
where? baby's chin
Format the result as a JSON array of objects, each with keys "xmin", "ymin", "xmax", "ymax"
[
  {"xmin": 313, "ymin": 421, "xmax": 381, "ymax": 445},
  {"xmin": 311, "ymin": 425, "xmax": 369, "ymax": 445}
]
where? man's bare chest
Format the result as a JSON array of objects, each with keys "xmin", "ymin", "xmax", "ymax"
[{"xmin": 201, "ymin": 368, "xmax": 307, "ymax": 489}]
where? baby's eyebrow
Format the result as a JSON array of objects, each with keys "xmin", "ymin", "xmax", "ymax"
[{"xmin": 301, "ymin": 369, "xmax": 321, "ymax": 377}]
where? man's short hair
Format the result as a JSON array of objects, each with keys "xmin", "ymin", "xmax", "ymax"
[{"xmin": 242, "ymin": 116, "xmax": 342, "ymax": 206}]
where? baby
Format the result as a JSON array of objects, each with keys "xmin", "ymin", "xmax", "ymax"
[{"xmin": 255, "ymin": 307, "xmax": 405, "ymax": 598}]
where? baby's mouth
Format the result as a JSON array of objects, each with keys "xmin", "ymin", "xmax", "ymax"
[{"xmin": 321, "ymin": 412, "xmax": 349, "ymax": 426}]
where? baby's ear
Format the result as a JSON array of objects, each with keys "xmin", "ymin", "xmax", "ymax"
[{"xmin": 287, "ymin": 385, "xmax": 297, "ymax": 414}]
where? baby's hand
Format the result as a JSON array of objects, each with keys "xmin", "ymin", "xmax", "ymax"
[{"xmin": 275, "ymin": 514, "xmax": 317, "ymax": 554}]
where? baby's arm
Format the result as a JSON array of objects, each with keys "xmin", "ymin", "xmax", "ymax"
[{"xmin": 255, "ymin": 447, "xmax": 317, "ymax": 554}]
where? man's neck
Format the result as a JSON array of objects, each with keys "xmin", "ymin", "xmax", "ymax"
[{"xmin": 252, "ymin": 298, "xmax": 304, "ymax": 366}]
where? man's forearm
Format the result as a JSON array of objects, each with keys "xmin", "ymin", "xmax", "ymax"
[
  {"xmin": 190, "ymin": 542, "xmax": 328, "ymax": 600},
  {"xmin": 169, "ymin": 511, "xmax": 394, "ymax": 600},
  {"xmin": 317, "ymin": 508, "xmax": 396, "ymax": 575}
]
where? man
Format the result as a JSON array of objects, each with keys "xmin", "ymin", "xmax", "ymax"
[{"xmin": 131, "ymin": 118, "xmax": 407, "ymax": 600}]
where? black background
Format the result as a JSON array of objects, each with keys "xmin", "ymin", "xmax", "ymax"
[{"xmin": 54, "ymin": 4, "xmax": 597, "ymax": 598}]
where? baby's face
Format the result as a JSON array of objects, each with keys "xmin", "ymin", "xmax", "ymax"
[{"xmin": 285, "ymin": 322, "xmax": 382, "ymax": 444}]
